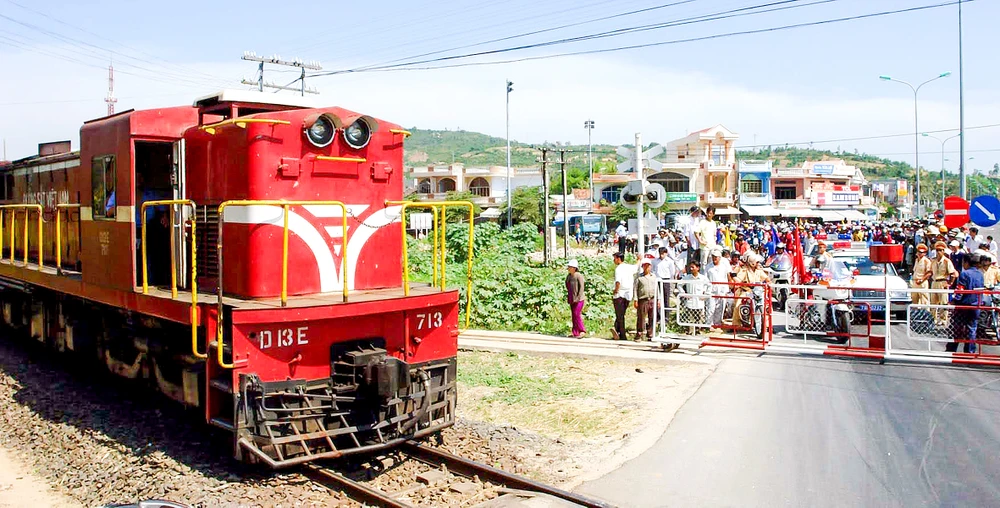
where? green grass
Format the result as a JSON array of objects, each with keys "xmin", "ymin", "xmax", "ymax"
[{"xmin": 458, "ymin": 351, "xmax": 593, "ymax": 405}]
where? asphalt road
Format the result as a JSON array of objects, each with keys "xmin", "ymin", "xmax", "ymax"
[{"xmin": 576, "ymin": 354, "xmax": 1000, "ymax": 507}]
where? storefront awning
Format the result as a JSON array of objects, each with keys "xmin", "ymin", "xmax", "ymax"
[
  {"xmin": 816, "ymin": 210, "xmax": 845, "ymax": 222},
  {"xmin": 712, "ymin": 206, "xmax": 742, "ymax": 215},
  {"xmin": 741, "ymin": 204, "xmax": 781, "ymax": 217},
  {"xmin": 839, "ymin": 209, "xmax": 870, "ymax": 221},
  {"xmin": 780, "ymin": 208, "xmax": 821, "ymax": 218}
]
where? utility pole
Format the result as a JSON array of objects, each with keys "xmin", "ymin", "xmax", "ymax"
[
  {"xmin": 104, "ymin": 61, "xmax": 117, "ymax": 116},
  {"xmin": 635, "ymin": 133, "xmax": 645, "ymax": 260},
  {"xmin": 241, "ymin": 52, "xmax": 322, "ymax": 96},
  {"xmin": 506, "ymin": 80, "xmax": 513, "ymax": 228},
  {"xmin": 540, "ymin": 148, "xmax": 550, "ymax": 265},
  {"xmin": 559, "ymin": 149, "xmax": 570, "ymax": 260},
  {"xmin": 585, "ymin": 120, "xmax": 595, "ymax": 205},
  {"xmin": 958, "ymin": 0, "xmax": 967, "ymax": 199}
]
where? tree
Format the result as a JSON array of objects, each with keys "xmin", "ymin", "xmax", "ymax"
[
  {"xmin": 443, "ymin": 191, "xmax": 482, "ymax": 223},
  {"xmin": 609, "ymin": 202, "xmax": 637, "ymax": 225},
  {"xmin": 549, "ymin": 167, "xmax": 589, "ymax": 194},
  {"xmin": 992, "ymin": 163, "xmax": 999, "ymax": 177},
  {"xmin": 500, "ymin": 186, "xmax": 544, "ymax": 226}
]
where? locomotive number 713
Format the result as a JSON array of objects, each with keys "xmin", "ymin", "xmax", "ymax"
[{"xmin": 415, "ymin": 312, "xmax": 442, "ymax": 330}]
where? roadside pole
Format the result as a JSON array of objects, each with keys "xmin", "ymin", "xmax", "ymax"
[
  {"xmin": 560, "ymin": 149, "xmax": 569, "ymax": 259},
  {"xmin": 635, "ymin": 133, "xmax": 645, "ymax": 260},
  {"xmin": 541, "ymin": 148, "xmax": 550, "ymax": 265}
]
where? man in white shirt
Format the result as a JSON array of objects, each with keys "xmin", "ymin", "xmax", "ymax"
[
  {"xmin": 988, "ymin": 235, "xmax": 999, "ymax": 260},
  {"xmin": 611, "ymin": 252, "xmax": 635, "ymax": 340},
  {"xmin": 966, "ymin": 227, "xmax": 984, "ymax": 253},
  {"xmin": 697, "ymin": 206, "xmax": 718, "ymax": 270},
  {"xmin": 705, "ymin": 248, "xmax": 731, "ymax": 331},
  {"xmin": 685, "ymin": 207, "xmax": 702, "ymax": 267},
  {"xmin": 615, "ymin": 222, "xmax": 628, "ymax": 255},
  {"xmin": 655, "ymin": 246, "xmax": 675, "ymax": 310}
]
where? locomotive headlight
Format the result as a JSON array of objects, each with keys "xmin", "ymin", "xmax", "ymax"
[
  {"xmin": 305, "ymin": 115, "xmax": 335, "ymax": 148},
  {"xmin": 343, "ymin": 118, "xmax": 372, "ymax": 149}
]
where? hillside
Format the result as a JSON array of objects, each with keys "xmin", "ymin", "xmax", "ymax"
[{"xmin": 404, "ymin": 129, "xmax": 999, "ymax": 202}]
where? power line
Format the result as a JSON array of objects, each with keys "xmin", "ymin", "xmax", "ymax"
[
  {"xmin": 735, "ymin": 123, "xmax": 1000, "ymax": 149},
  {"xmin": 314, "ymin": 0, "xmax": 841, "ymax": 76},
  {"xmin": 315, "ymin": 1, "xmax": 965, "ymax": 75},
  {"xmin": 355, "ymin": 0, "xmax": 702, "ymax": 71}
]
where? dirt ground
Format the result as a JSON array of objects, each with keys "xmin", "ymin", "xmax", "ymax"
[{"xmin": 0, "ymin": 447, "xmax": 78, "ymax": 508}]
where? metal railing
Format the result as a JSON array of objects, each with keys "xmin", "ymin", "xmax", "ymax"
[
  {"xmin": 199, "ymin": 118, "xmax": 291, "ymax": 135},
  {"xmin": 54, "ymin": 204, "xmax": 80, "ymax": 274},
  {"xmin": 215, "ymin": 200, "xmax": 349, "ymax": 368},
  {"xmin": 140, "ymin": 199, "xmax": 204, "ymax": 360},
  {"xmin": 0, "ymin": 204, "xmax": 43, "ymax": 267},
  {"xmin": 390, "ymin": 200, "xmax": 474, "ymax": 329}
]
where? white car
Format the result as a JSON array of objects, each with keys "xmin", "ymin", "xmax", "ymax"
[{"xmin": 814, "ymin": 249, "xmax": 909, "ymax": 318}]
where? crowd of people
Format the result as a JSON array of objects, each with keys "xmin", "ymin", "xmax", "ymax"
[{"xmin": 564, "ymin": 205, "xmax": 1000, "ymax": 352}]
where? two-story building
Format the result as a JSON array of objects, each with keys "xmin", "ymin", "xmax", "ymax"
[
  {"xmin": 405, "ymin": 163, "xmax": 543, "ymax": 217},
  {"xmin": 738, "ymin": 160, "xmax": 779, "ymax": 217},
  {"xmin": 770, "ymin": 159, "xmax": 873, "ymax": 221},
  {"xmin": 592, "ymin": 124, "xmax": 741, "ymax": 217}
]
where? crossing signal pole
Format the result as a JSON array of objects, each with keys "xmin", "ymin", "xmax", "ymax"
[
  {"xmin": 241, "ymin": 52, "xmax": 322, "ymax": 96},
  {"xmin": 558, "ymin": 149, "xmax": 570, "ymax": 260},
  {"xmin": 540, "ymin": 148, "xmax": 550, "ymax": 265}
]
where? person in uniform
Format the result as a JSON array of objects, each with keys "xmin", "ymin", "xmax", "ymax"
[
  {"xmin": 949, "ymin": 253, "xmax": 985, "ymax": 354},
  {"xmin": 910, "ymin": 244, "xmax": 932, "ymax": 306},
  {"xmin": 930, "ymin": 241, "xmax": 958, "ymax": 326},
  {"xmin": 730, "ymin": 253, "xmax": 769, "ymax": 330}
]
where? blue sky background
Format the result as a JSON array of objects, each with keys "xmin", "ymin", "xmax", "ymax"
[{"xmin": 1, "ymin": 0, "xmax": 997, "ymax": 172}]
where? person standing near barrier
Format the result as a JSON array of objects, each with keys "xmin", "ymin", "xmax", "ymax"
[
  {"xmin": 730, "ymin": 253, "xmax": 769, "ymax": 329},
  {"xmin": 685, "ymin": 207, "xmax": 703, "ymax": 268},
  {"xmin": 655, "ymin": 247, "xmax": 675, "ymax": 311},
  {"xmin": 680, "ymin": 261, "xmax": 709, "ymax": 330},
  {"xmin": 565, "ymin": 259, "xmax": 587, "ymax": 338},
  {"xmin": 930, "ymin": 241, "xmax": 958, "ymax": 326},
  {"xmin": 611, "ymin": 252, "xmax": 634, "ymax": 340},
  {"xmin": 910, "ymin": 244, "xmax": 932, "ymax": 305},
  {"xmin": 948, "ymin": 253, "xmax": 984, "ymax": 354},
  {"xmin": 633, "ymin": 258, "xmax": 657, "ymax": 340},
  {"xmin": 697, "ymin": 206, "xmax": 718, "ymax": 270},
  {"xmin": 615, "ymin": 222, "xmax": 628, "ymax": 256},
  {"xmin": 706, "ymin": 248, "xmax": 730, "ymax": 332}
]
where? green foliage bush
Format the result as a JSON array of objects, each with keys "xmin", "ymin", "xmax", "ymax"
[{"xmin": 410, "ymin": 222, "xmax": 620, "ymax": 336}]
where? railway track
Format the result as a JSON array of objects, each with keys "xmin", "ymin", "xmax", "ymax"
[{"xmin": 305, "ymin": 441, "xmax": 616, "ymax": 508}]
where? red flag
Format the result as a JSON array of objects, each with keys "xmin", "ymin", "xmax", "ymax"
[{"xmin": 790, "ymin": 225, "xmax": 812, "ymax": 285}]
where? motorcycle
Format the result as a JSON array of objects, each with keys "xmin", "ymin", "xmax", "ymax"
[
  {"xmin": 766, "ymin": 255, "xmax": 793, "ymax": 311},
  {"xmin": 737, "ymin": 285, "xmax": 767, "ymax": 340},
  {"xmin": 799, "ymin": 268, "xmax": 854, "ymax": 342}
]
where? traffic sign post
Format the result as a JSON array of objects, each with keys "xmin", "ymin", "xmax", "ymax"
[
  {"xmin": 969, "ymin": 195, "xmax": 1000, "ymax": 228},
  {"xmin": 943, "ymin": 195, "xmax": 970, "ymax": 229}
]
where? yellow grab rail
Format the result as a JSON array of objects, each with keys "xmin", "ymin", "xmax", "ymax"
[
  {"xmin": 315, "ymin": 155, "xmax": 367, "ymax": 163},
  {"xmin": 0, "ymin": 204, "xmax": 43, "ymax": 268},
  {"xmin": 215, "ymin": 200, "xmax": 349, "ymax": 369},
  {"xmin": 199, "ymin": 118, "xmax": 291, "ymax": 135},
  {"xmin": 55, "ymin": 204, "xmax": 81, "ymax": 274},
  {"xmin": 388, "ymin": 200, "xmax": 474, "ymax": 329},
  {"xmin": 139, "ymin": 199, "xmax": 204, "ymax": 360},
  {"xmin": 389, "ymin": 129, "xmax": 412, "ymax": 137}
]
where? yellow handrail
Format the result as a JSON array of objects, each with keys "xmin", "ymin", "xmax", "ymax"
[
  {"xmin": 215, "ymin": 200, "xmax": 349, "ymax": 369},
  {"xmin": 389, "ymin": 129, "xmax": 412, "ymax": 137},
  {"xmin": 388, "ymin": 200, "xmax": 474, "ymax": 329},
  {"xmin": 0, "ymin": 204, "xmax": 43, "ymax": 268},
  {"xmin": 200, "ymin": 118, "xmax": 291, "ymax": 135},
  {"xmin": 139, "ymin": 199, "xmax": 204, "ymax": 360},
  {"xmin": 55, "ymin": 204, "xmax": 81, "ymax": 275},
  {"xmin": 315, "ymin": 156, "xmax": 367, "ymax": 163}
]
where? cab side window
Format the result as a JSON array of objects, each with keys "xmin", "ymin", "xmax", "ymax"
[{"xmin": 92, "ymin": 156, "xmax": 116, "ymax": 220}]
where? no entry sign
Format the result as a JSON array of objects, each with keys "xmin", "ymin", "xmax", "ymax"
[{"xmin": 943, "ymin": 195, "xmax": 970, "ymax": 229}]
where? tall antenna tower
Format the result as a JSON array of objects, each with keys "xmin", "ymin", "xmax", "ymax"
[
  {"xmin": 104, "ymin": 62, "xmax": 117, "ymax": 116},
  {"xmin": 241, "ymin": 52, "xmax": 322, "ymax": 96}
]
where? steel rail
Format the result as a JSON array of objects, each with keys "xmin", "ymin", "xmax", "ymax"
[
  {"xmin": 400, "ymin": 441, "xmax": 617, "ymax": 508},
  {"xmin": 304, "ymin": 464, "xmax": 415, "ymax": 508}
]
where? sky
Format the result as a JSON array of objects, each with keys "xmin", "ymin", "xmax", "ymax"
[{"xmin": 1, "ymin": 0, "xmax": 998, "ymax": 174}]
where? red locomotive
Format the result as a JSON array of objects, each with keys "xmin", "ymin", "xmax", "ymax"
[{"xmin": 0, "ymin": 91, "xmax": 460, "ymax": 467}]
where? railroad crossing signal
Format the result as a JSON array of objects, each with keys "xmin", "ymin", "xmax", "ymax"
[
  {"xmin": 969, "ymin": 195, "xmax": 1000, "ymax": 228},
  {"xmin": 616, "ymin": 144, "xmax": 664, "ymax": 173},
  {"xmin": 619, "ymin": 181, "xmax": 666, "ymax": 210}
]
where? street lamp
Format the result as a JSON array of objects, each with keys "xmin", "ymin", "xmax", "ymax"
[
  {"xmin": 505, "ymin": 80, "xmax": 513, "ymax": 227},
  {"xmin": 880, "ymin": 71, "xmax": 951, "ymax": 217},
  {"xmin": 584, "ymin": 120, "xmax": 595, "ymax": 204},
  {"xmin": 922, "ymin": 132, "xmax": 961, "ymax": 208}
]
